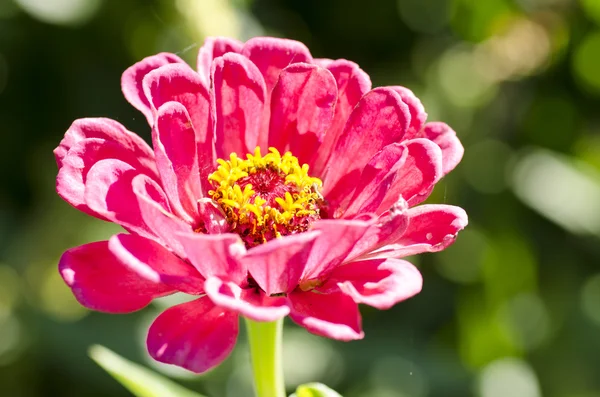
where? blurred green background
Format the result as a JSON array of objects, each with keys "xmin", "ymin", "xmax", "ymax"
[{"xmin": 1, "ymin": 0, "xmax": 600, "ymax": 396}]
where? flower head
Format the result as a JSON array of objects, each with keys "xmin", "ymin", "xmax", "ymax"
[{"xmin": 56, "ymin": 37, "xmax": 467, "ymax": 373}]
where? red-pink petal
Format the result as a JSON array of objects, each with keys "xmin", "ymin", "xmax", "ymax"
[
  {"xmin": 322, "ymin": 258, "xmax": 422, "ymax": 310},
  {"xmin": 301, "ymin": 218, "xmax": 374, "ymax": 282},
  {"xmin": 310, "ymin": 60, "xmax": 372, "ymax": 177},
  {"xmin": 177, "ymin": 232, "xmax": 247, "ymax": 285},
  {"xmin": 84, "ymin": 159, "xmax": 155, "ymax": 239},
  {"xmin": 368, "ymin": 204, "xmax": 468, "ymax": 259},
  {"xmin": 377, "ymin": 138, "xmax": 443, "ymax": 212},
  {"xmin": 241, "ymin": 37, "xmax": 312, "ymax": 94},
  {"xmin": 322, "ymin": 87, "xmax": 411, "ymax": 211},
  {"xmin": 268, "ymin": 63, "xmax": 337, "ymax": 166},
  {"xmin": 211, "ymin": 53, "xmax": 267, "ymax": 158},
  {"xmin": 147, "ymin": 297, "xmax": 238, "ymax": 373},
  {"xmin": 288, "ymin": 290, "xmax": 363, "ymax": 341},
  {"xmin": 390, "ymin": 86, "xmax": 427, "ymax": 140},
  {"xmin": 153, "ymin": 102, "xmax": 202, "ymax": 221},
  {"xmin": 55, "ymin": 118, "xmax": 157, "ymax": 173},
  {"xmin": 422, "ymin": 122, "xmax": 464, "ymax": 176},
  {"xmin": 108, "ymin": 233, "xmax": 203, "ymax": 295},
  {"xmin": 121, "ymin": 53, "xmax": 185, "ymax": 125},
  {"xmin": 197, "ymin": 36, "xmax": 243, "ymax": 84},
  {"xmin": 204, "ymin": 277, "xmax": 290, "ymax": 321},
  {"xmin": 59, "ymin": 241, "xmax": 172, "ymax": 313},
  {"xmin": 244, "ymin": 231, "xmax": 320, "ymax": 296}
]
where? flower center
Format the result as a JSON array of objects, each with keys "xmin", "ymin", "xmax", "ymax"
[{"xmin": 208, "ymin": 147, "xmax": 323, "ymax": 248}]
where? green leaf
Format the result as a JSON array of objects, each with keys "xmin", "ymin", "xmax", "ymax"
[
  {"xmin": 290, "ymin": 383, "xmax": 343, "ymax": 397},
  {"xmin": 89, "ymin": 345, "xmax": 206, "ymax": 397}
]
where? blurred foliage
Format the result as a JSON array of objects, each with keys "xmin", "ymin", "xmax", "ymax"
[{"xmin": 1, "ymin": 0, "xmax": 600, "ymax": 396}]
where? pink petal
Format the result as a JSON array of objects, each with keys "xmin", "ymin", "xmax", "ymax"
[
  {"xmin": 367, "ymin": 204, "xmax": 468, "ymax": 259},
  {"xmin": 59, "ymin": 241, "xmax": 172, "ymax": 313},
  {"xmin": 241, "ymin": 37, "xmax": 313, "ymax": 94},
  {"xmin": 143, "ymin": 63, "xmax": 214, "ymax": 178},
  {"xmin": 108, "ymin": 233, "xmax": 203, "ymax": 295},
  {"xmin": 131, "ymin": 174, "xmax": 192, "ymax": 258},
  {"xmin": 322, "ymin": 87, "xmax": 411, "ymax": 212},
  {"xmin": 343, "ymin": 143, "xmax": 408, "ymax": 218},
  {"xmin": 153, "ymin": 102, "xmax": 202, "ymax": 221},
  {"xmin": 55, "ymin": 118, "xmax": 157, "ymax": 173},
  {"xmin": 147, "ymin": 297, "xmax": 238, "ymax": 373},
  {"xmin": 377, "ymin": 138, "xmax": 443, "ymax": 212},
  {"xmin": 322, "ymin": 258, "xmax": 422, "ymax": 310},
  {"xmin": 390, "ymin": 86, "xmax": 427, "ymax": 140},
  {"xmin": 197, "ymin": 36, "xmax": 243, "ymax": 84},
  {"xmin": 177, "ymin": 232, "xmax": 247, "ymax": 285},
  {"xmin": 197, "ymin": 198, "xmax": 229, "ymax": 234},
  {"xmin": 422, "ymin": 122, "xmax": 464, "ymax": 176},
  {"xmin": 204, "ymin": 277, "xmax": 290, "ymax": 322},
  {"xmin": 300, "ymin": 218, "xmax": 374, "ymax": 283},
  {"xmin": 268, "ymin": 63, "xmax": 337, "ymax": 166},
  {"xmin": 310, "ymin": 60, "xmax": 372, "ymax": 177},
  {"xmin": 211, "ymin": 53, "xmax": 267, "ymax": 158},
  {"xmin": 288, "ymin": 290, "xmax": 363, "ymax": 341},
  {"xmin": 84, "ymin": 159, "xmax": 156, "ymax": 239},
  {"xmin": 244, "ymin": 231, "xmax": 320, "ymax": 296},
  {"xmin": 57, "ymin": 137, "xmax": 157, "ymax": 220},
  {"xmin": 121, "ymin": 53, "xmax": 185, "ymax": 125}
]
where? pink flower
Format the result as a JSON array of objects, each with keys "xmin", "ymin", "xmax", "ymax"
[{"xmin": 56, "ymin": 37, "xmax": 467, "ymax": 373}]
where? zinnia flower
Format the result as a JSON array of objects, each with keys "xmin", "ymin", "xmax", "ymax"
[{"xmin": 56, "ymin": 37, "xmax": 467, "ymax": 373}]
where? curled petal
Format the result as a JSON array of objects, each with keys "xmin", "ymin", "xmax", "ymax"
[
  {"xmin": 323, "ymin": 87, "xmax": 411, "ymax": 212},
  {"xmin": 211, "ymin": 53, "xmax": 267, "ymax": 158},
  {"xmin": 268, "ymin": 63, "xmax": 337, "ymax": 166},
  {"xmin": 244, "ymin": 231, "xmax": 320, "ymax": 296},
  {"xmin": 390, "ymin": 86, "xmax": 427, "ymax": 140},
  {"xmin": 310, "ymin": 60, "xmax": 372, "ymax": 177},
  {"xmin": 197, "ymin": 36, "xmax": 243, "ymax": 84},
  {"xmin": 108, "ymin": 233, "xmax": 203, "ymax": 295},
  {"xmin": 177, "ymin": 232, "xmax": 247, "ymax": 285},
  {"xmin": 197, "ymin": 198, "xmax": 229, "ymax": 234},
  {"xmin": 154, "ymin": 102, "xmax": 202, "ymax": 221},
  {"xmin": 147, "ymin": 297, "xmax": 238, "ymax": 373},
  {"xmin": 204, "ymin": 277, "xmax": 289, "ymax": 322},
  {"xmin": 288, "ymin": 290, "xmax": 364, "ymax": 341},
  {"xmin": 59, "ymin": 241, "xmax": 172, "ymax": 313},
  {"xmin": 367, "ymin": 204, "xmax": 468, "ymax": 259},
  {"xmin": 422, "ymin": 122, "xmax": 464, "ymax": 176},
  {"xmin": 121, "ymin": 53, "xmax": 185, "ymax": 125},
  {"xmin": 322, "ymin": 258, "xmax": 422, "ymax": 310}
]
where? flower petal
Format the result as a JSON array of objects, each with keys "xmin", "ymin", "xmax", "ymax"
[
  {"xmin": 241, "ymin": 37, "xmax": 312, "ymax": 93},
  {"xmin": 204, "ymin": 277, "xmax": 290, "ymax": 321},
  {"xmin": 390, "ymin": 86, "xmax": 427, "ymax": 140},
  {"xmin": 301, "ymin": 218, "xmax": 374, "ymax": 283},
  {"xmin": 322, "ymin": 258, "xmax": 422, "ymax": 310},
  {"xmin": 422, "ymin": 122, "xmax": 464, "ymax": 176},
  {"xmin": 59, "ymin": 241, "xmax": 172, "ymax": 313},
  {"xmin": 377, "ymin": 138, "xmax": 443, "ymax": 212},
  {"xmin": 153, "ymin": 102, "xmax": 203, "ymax": 221},
  {"xmin": 367, "ymin": 204, "xmax": 468, "ymax": 259},
  {"xmin": 211, "ymin": 53, "xmax": 267, "ymax": 158},
  {"xmin": 197, "ymin": 36, "xmax": 243, "ymax": 84},
  {"xmin": 244, "ymin": 231, "xmax": 320, "ymax": 296},
  {"xmin": 55, "ymin": 118, "xmax": 157, "ymax": 173},
  {"xmin": 147, "ymin": 297, "xmax": 238, "ymax": 373},
  {"xmin": 322, "ymin": 87, "xmax": 411, "ymax": 212},
  {"xmin": 108, "ymin": 233, "xmax": 203, "ymax": 295},
  {"xmin": 121, "ymin": 53, "xmax": 185, "ymax": 125},
  {"xmin": 310, "ymin": 60, "xmax": 372, "ymax": 177},
  {"xmin": 288, "ymin": 290, "xmax": 363, "ymax": 341},
  {"xmin": 177, "ymin": 232, "xmax": 247, "ymax": 285},
  {"xmin": 268, "ymin": 63, "xmax": 337, "ymax": 166}
]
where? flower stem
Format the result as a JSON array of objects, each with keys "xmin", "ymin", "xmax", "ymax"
[{"xmin": 244, "ymin": 318, "xmax": 286, "ymax": 397}]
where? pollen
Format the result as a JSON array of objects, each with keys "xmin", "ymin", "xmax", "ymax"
[{"xmin": 208, "ymin": 147, "xmax": 323, "ymax": 247}]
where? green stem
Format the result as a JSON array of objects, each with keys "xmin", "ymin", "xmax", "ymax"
[{"xmin": 245, "ymin": 318, "xmax": 286, "ymax": 397}]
